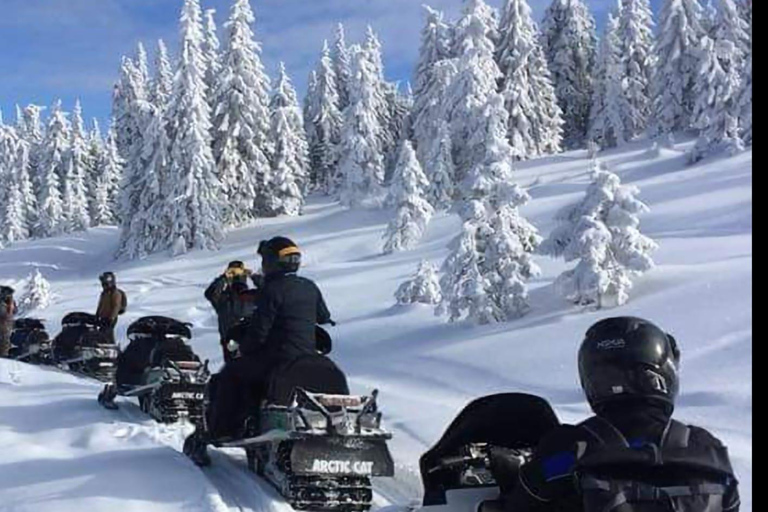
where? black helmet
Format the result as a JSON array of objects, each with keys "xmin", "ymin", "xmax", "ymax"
[
  {"xmin": 257, "ymin": 237, "xmax": 301, "ymax": 274},
  {"xmin": 578, "ymin": 317, "xmax": 681, "ymax": 414},
  {"xmin": 99, "ymin": 272, "xmax": 116, "ymax": 286},
  {"xmin": 228, "ymin": 260, "xmax": 245, "ymax": 269}
]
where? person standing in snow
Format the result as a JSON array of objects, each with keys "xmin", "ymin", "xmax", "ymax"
[
  {"xmin": 0, "ymin": 286, "xmax": 17, "ymax": 357},
  {"xmin": 204, "ymin": 261, "xmax": 259, "ymax": 363},
  {"xmin": 493, "ymin": 317, "xmax": 740, "ymax": 512},
  {"xmin": 185, "ymin": 237, "xmax": 334, "ymax": 464},
  {"xmin": 95, "ymin": 272, "xmax": 127, "ymax": 344}
]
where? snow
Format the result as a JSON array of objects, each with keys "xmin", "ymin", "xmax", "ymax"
[{"xmin": 0, "ymin": 139, "xmax": 752, "ymax": 510}]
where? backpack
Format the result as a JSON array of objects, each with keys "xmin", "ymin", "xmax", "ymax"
[
  {"xmin": 574, "ymin": 416, "xmax": 736, "ymax": 512},
  {"xmin": 118, "ymin": 290, "xmax": 127, "ymax": 315}
]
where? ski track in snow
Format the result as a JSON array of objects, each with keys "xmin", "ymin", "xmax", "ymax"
[{"xmin": 0, "ymin": 139, "xmax": 752, "ymax": 511}]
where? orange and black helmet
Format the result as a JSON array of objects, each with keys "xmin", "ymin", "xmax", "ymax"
[{"xmin": 258, "ymin": 237, "xmax": 301, "ymax": 274}]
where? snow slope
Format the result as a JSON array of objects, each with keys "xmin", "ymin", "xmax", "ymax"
[{"xmin": 0, "ymin": 138, "xmax": 752, "ymax": 511}]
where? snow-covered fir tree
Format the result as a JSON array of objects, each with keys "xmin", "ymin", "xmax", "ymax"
[
  {"xmin": 162, "ymin": 0, "xmax": 223, "ymax": 254},
  {"xmin": 305, "ymin": 41, "xmax": 343, "ymax": 194},
  {"xmin": 395, "ymin": 260, "xmax": 443, "ymax": 305},
  {"xmin": 589, "ymin": 11, "xmax": 630, "ymax": 148},
  {"xmin": 383, "ymin": 141, "xmax": 434, "ymax": 253},
  {"xmin": 738, "ymin": 42, "xmax": 752, "ymax": 146},
  {"xmin": 0, "ymin": 126, "xmax": 31, "ymax": 244},
  {"xmin": 383, "ymin": 84, "xmax": 413, "ymax": 182},
  {"xmin": 715, "ymin": 0, "xmax": 750, "ymax": 62},
  {"xmin": 497, "ymin": 0, "xmax": 564, "ymax": 159},
  {"xmin": 618, "ymin": 0, "xmax": 655, "ymax": 138},
  {"xmin": 412, "ymin": 59, "xmax": 458, "ymax": 171},
  {"xmin": 15, "ymin": 104, "xmax": 45, "ymax": 207},
  {"xmin": 135, "ymin": 42, "xmax": 151, "ymax": 92},
  {"xmin": 454, "ymin": 0, "xmax": 499, "ymax": 52},
  {"xmin": 85, "ymin": 120, "xmax": 105, "ymax": 224},
  {"xmin": 268, "ymin": 63, "xmax": 308, "ymax": 217},
  {"xmin": 332, "ymin": 24, "xmax": 352, "ymax": 113},
  {"xmin": 445, "ymin": 0, "xmax": 502, "ymax": 184},
  {"xmin": 426, "ymin": 120, "xmax": 456, "ymax": 211},
  {"xmin": 540, "ymin": 162, "xmax": 657, "ymax": 307},
  {"xmin": 211, "ymin": 0, "xmax": 272, "ymax": 225},
  {"xmin": 363, "ymin": 28, "xmax": 398, "ymax": 177},
  {"xmin": 336, "ymin": 45, "xmax": 387, "ymax": 209},
  {"xmin": 101, "ymin": 128, "xmax": 124, "ymax": 224},
  {"xmin": 202, "ymin": 9, "xmax": 222, "ymax": 110},
  {"xmin": 16, "ymin": 269, "xmax": 53, "ymax": 316},
  {"xmin": 651, "ymin": 0, "xmax": 706, "ymax": 137},
  {"xmin": 63, "ymin": 100, "xmax": 92, "ymax": 232},
  {"xmin": 540, "ymin": 0, "xmax": 597, "ymax": 148},
  {"xmin": 36, "ymin": 102, "xmax": 70, "ymax": 237},
  {"xmin": 152, "ymin": 40, "xmax": 174, "ymax": 109}
]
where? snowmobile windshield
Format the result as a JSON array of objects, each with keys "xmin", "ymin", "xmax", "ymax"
[
  {"xmin": 127, "ymin": 316, "xmax": 193, "ymax": 340},
  {"xmin": 14, "ymin": 318, "xmax": 45, "ymax": 331},
  {"xmin": 62, "ymin": 312, "xmax": 102, "ymax": 327},
  {"xmin": 420, "ymin": 393, "xmax": 560, "ymax": 506}
]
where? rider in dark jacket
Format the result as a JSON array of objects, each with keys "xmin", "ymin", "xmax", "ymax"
[{"xmin": 500, "ymin": 317, "xmax": 740, "ymax": 512}]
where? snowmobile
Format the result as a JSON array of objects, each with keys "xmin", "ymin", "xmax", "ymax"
[
  {"xmin": 417, "ymin": 393, "xmax": 560, "ymax": 512},
  {"xmin": 9, "ymin": 317, "xmax": 52, "ymax": 364},
  {"xmin": 52, "ymin": 312, "xmax": 119, "ymax": 382},
  {"xmin": 185, "ymin": 352, "xmax": 395, "ymax": 512},
  {"xmin": 98, "ymin": 316, "xmax": 210, "ymax": 424}
]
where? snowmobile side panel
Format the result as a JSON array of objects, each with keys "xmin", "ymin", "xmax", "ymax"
[{"xmin": 289, "ymin": 437, "xmax": 395, "ymax": 478}]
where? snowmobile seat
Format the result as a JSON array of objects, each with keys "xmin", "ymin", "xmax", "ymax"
[
  {"xmin": 420, "ymin": 393, "xmax": 560, "ymax": 506},
  {"xmin": 265, "ymin": 354, "xmax": 350, "ymax": 407},
  {"xmin": 14, "ymin": 318, "xmax": 46, "ymax": 332},
  {"xmin": 127, "ymin": 316, "xmax": 192, "ymax": 340}
]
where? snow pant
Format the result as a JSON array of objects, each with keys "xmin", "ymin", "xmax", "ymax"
[
  {"xmin": 207, "ymin": 354, "xmax": 277, "ymax": 439},
  {"xmin": 98, "ymin": 319, "xmax": 117, "ymax": 345},
  {"xmin": 0, "ymin": 323, "xmax": 10, "ymax": 357}
]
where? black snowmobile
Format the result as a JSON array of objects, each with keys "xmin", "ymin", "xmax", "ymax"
[
  {"xmin": 98, "ymin": 316, "xmax": 210, "ymax": 424},
  {"xmin": 417, "ymin": 393, "xmax": 560, "ymax": 512},
  {"xmin": 9, "ymin": 318, "xmax": 52, "ymax": 364},
  {"xmin": 185, "ymin": 350, "xmax": 395, "ymax": 512},
  {"xmin": 52, "ymin": 312, "xmax": 119, "ymax": 382}
]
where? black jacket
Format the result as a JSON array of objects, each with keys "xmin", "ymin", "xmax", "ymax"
[
  {"xmin": 205, "ymin": 275, "xmax": 258, "ymax": 340},
  {"xmin": 504, "ymin": 400, "xmax": 740, "ymax": 511},
  {"xmin": 239, "ymin": 272, "xmax": 332, "ymax": 361}
]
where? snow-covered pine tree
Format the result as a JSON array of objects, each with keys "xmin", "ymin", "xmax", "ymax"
[
  {"xmin": 152, "ymin": 40, "xmax": 174, "ymax": 109},
  {"xmin": 0, "ymin": 126, "xmax": 30, "ymax": 244},
  {"xmin": 332, "ymin": 24, "xmax": 352, "ymax": 113},
  {"xmin": 618, "ymin": 0, "xmax": 655, "ymax": 138},
  {"xmin": 211, "ymin": 0, "xmax": 271, "ymax": 224},
  {"xmin": 395, "ymin": 260, "xmax": 442, "ymax": 305},
  {"xmin": 64, "ymin": 100, "xmax": 92, "ymax": 232},
  {"xmin": 85, "ymin": 120, "xmax": 105, "ymax": 224},
  {"xmin": 540, "ymin": 0, "xmax": 597, "ymax": 148},
  {"xmin": 383, "ymin": 83, "xmax": 413, "ymax": 183},
  {"xmin": 650, "ymin": 0, "xmax": 706, "ymax": 137},
  {"xmin": 116, "ymin": 105, "xmax": 167, "ymax": 259},
  {"xmin": 364, "ymin": 27, "xmax": 397, "ymax": 178},
  {"xmin": 268, "ymin": 63, "xmax": 308, "ymax": 217},
  {"xmin": 454, "ymin": 0, "xmax": 500, "ymax": 51},
  {"xmin": 336, "ymin": 45, "xmax": 387, "ymax": 209},
  {"xmin": 162, "ymin": 0, "xmax": 223, "ymax": 253},
  {"xmin": 701, "ymin": 0, "xmax": 718, "ymax": 37},
  {"xmin": 589, "ymin": 10, "xmax": 630, "ymax": 148},
  {"xmin": 412, "ymin": 59, "xmax": 458, "ymax": 171},
  {"xmin": 36, "ymin": 102, "xmax": 70, "ymax": 237},
  {"xmin": 306, "ymin": 42, "xmax": 343, "ymax": 194},
  {"xmin": 16, "ymin": 269, "xmax": 52, "ymax": 315},
  {"xmin": 382, "ymin": 141, "xmax": 434, "ymax": 253},
  {"xmin": 497, "ymin": 0, "xmax": 564, "ymax": 159},
  {"xmin": 540, "ymin": 162, "xmax": 657, "ymax": 307},
  {"xmin": 715, "ymin": 0, "xmax": 750, "ymax": 62},
  {"xmin": 101, "ymin": 127, "xmax": 124, "ymax": 224},
  {"xmin": 15, "ymin": 104, "xmax": 45, "ymax": 207},
  {"xmin": 738, "ymin": 41, "xmax": 752, "ymax": 146},
  {"xmin": 426, "ymin": 120, "xmax": 456, "ymax": 211},
  {"xmin": 136, "ymin": 42, "xmax": 151, "ymax": 92},
  {"xmin": 202, "ymin": 9, "xmax": 222, "ymax": 110},
  {"xmin": 445, "ymin": 0, "xmax": 502, "ymax": 184}
]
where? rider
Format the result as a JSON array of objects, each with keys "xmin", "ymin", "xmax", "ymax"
[
  {"xmin": 204, "ymin": 260, "xmax": 259, "ymax": 362},
  {"xmin": 186, "ymin": 237, "xmax": 333, "ymax": 464},
  {"xmin": 498, "ymin": 317, "xmax": 740, "ymax": 511},
  {"xmin": 95, "ymin": 272, "xmax": 127, "ymax": 344},
  {"xmin": 0, "ymin": 286, "xmax": 16, "ymax": 358}
]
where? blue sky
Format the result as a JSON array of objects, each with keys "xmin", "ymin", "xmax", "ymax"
[{"xmin": 0, "ymin": 0, "xmax": 662, "ymax": 128}]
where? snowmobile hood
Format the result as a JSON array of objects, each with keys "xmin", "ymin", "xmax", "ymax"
[{"xmin": 127, "ymin": 316, "xmax": 193, "ymax": 340}]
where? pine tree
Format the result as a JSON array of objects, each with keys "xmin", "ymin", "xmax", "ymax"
[
  {"xmin": 412, "ymin": 59, "xmax": 458, "ymax": 170},
  {"xmin": 332, "ymin": 24, "xmax": 352, "ymax": 112},
  {"xmin": 716, "ymin": 0, "xmax": 750, "ymax": 61},
  {"xmin": 454, "ymin": 0, "xmax": 500, "ymax": 51},
  {"xmin": 15, "ymin": 104, "xmax": 45, "ymax": 206},
  {"xmin": 0, "ymin": 126, "xmax": 30, "ymax": 244},
  {"xmin": 136, "ymin": 42, "xmax": 151, "ymax": 91},
  {"xmin": 651, "ymin": 0, "xmax": 706, "ymax": 137},
  {"xmin": 589, "ymin": 11, "xmax": 630, "ymax": 148},
  {"xmin": 618, "ymin": 0, "xmax": 655, "ymax": 138},
  {"xmin": 211, "ymin": 0, "xmax": 271, "ymax": 224},
  {"xmin": 426, "ymin": 120, "xmax": 456, "ymax": 211},
  {"xmin": 163, "ymin": 0, "xmax": 223, "ymax": 253},
  {"xmin": 383, "ymin": 141, "xmax": 434, "ymax": 253},
  {"xmin": 497, "ymin": 0, "xmax": 564, "ymax": 159},
  {"xmin": 336, "ymin": 46, "xmax": 386, "ymax": 209},
  {"xmin": 94, "ymin": 127, "xmax": 124, "ymax": 226},
  {"xmin": 152, "ymin": 40, "xmax": 174, "ymax": 109},
  {"xmin": 738, "ymin": 42, "xmax": 752, "ymax": 146},
  {"xmin": 268, "ymin": 63, "xmax": 308, "ymax": 217},
  {"xmin": 64, "ymin": 100, "xmax": 92, "ymax": 232},
  {"xmin": 202, "ymin": 9, "xmax": 222, "ymax": 108},
  {"xmin": 540, "ymin": 163, "xmax": 657, "ymax": 307},
  {"xmin": 445, "ymin": 0, "xmax": 502, "ymax": 184},
  {"xmin": 395, "ymin": 260, "xmax": 443, "ymax": 305},
  {"xmin": 540, "ymin": 0, "xmax": 597, "ymax": 148},
  {"xmin": 364, "ymin": 27, "xmax": 397, "ymax": 176},
  {"xmin": 306, "ymin": 42, "xmax": 343, "ymax": 194},
  {"xmin": 16, "ymin": 269, "xmax": 53, "ymax": 316},
  {"xmin": 36, "ymin": 102, "xmax": 69, "ymax": 237}
]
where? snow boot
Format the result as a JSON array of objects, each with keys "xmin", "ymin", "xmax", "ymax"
[
  {"xmin": 183, "ymin": 430, "xmax": 211, "ymax": 467},
  {"xmin": 98, "ymin": 384, "xmax": 119, "ymax": 410}
]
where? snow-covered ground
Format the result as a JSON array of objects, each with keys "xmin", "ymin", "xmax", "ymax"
[{"xmin": 0, "ymin": 139, "xmax": 752, "ymax": 511}]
